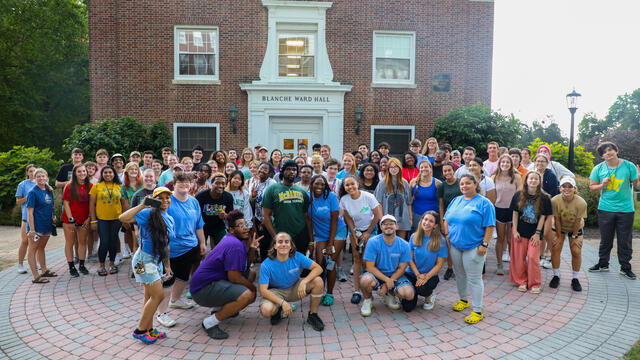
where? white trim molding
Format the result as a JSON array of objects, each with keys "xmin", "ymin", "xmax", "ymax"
[
  {"xmin": 371, "ymin": 30, "xmax": 416, "ymax": 88},
  {"xmin": 174, "ymin": 25, "xmax": 219, "ymax": 82}
]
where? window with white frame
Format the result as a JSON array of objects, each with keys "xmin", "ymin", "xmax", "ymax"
[
  {"xmin": 173, "ymin": 124, "xmax": 219, "ymax": 159},
  {"xmin": 174, "ymin": 27, "xmax": 219, "ymax": 80},
  {"xmin": 371, "ymin": 126, "xmax": 415, "ymax": 159},
  {"xmin": 372, "ymin": 31, "xmax": 415, "ymax": 85},
  {"xmin": 278, "ymin": 32, "xmax": 315, "ymax": 78}
]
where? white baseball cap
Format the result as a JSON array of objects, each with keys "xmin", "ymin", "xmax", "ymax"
[
  {"xmin": 380, "ymin": 214, "xmax": 397, "ymax": 224},
  {"xmin": 559, "ymin": 177, "xmax": 576, "ymax": 187}
]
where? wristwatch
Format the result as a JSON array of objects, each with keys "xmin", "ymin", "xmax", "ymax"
[
  {"xmin": 68, "ymin": 217, "xmax": 75, "ymax": 223},
  {"xmin": 480, "ymin": 242, "xmax": 489, "ymax": 248}
]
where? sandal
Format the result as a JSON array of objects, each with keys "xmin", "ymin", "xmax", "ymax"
[
  {"xmin": 41, "ymin": 270, "xmax": 58, "ymax": 277},
  {"xmin": 518, "ymin": 285, "xmax": 527, "ymax": 292},
  {"xmin": 98, "ymin": 268, "xmax": 108, "ymax": 276},
  {"xmin": 109, "ymin": 266, "xmax": 119, "ymax": 274},
  {"xmin": 452, "ymin": 299, "xmax": 470, "ymax": 312},
  {"xmin": 464, "ymin": 311, "xmax": 484, "ymax": 324},
  {"xmin": 32, "ymin": 276, "xmax": 50, "ymax": 284},
  {"xmin": 530, "ymin": 287, "xmax": 541, "ymax": 294}
]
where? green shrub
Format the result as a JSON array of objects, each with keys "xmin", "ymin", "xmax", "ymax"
[
  {"xmin": 575, "ymin": 176, "xmax": 599, "ymax": 227},
  {"xmin": 0, "ymin": 146, "xmax": 62, "ymax": 211},
  {"xmin": 528, "ymin": 138, "xmax": 594, "ymax": 177}
]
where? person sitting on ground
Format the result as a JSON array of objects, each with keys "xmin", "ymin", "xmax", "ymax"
[
  {"xmin": 190, "ymin": 210, "xmax": 261, "ymax": 339},
  {"xmin": 359, "ymin": 214, "xmax": 414, "ymax": 316},
  {"xmin": 259, "ymin": 232, "xmax": 325, "ymax": 331}
]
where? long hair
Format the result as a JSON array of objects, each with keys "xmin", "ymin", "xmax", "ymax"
[
  {"xmin": 99, "ymin": 165, "xmax": 121, "ymax": 184},
  {"xmin": 358, "ymin": 162, "xmax": 380, "ymax": 189},
  {"xmin": 24, "ymin": 164, "xmax": 36, "ymax": 179},
  {"xmin": 410, "ymin": 160, "xmax": 433, "ymax": 189},
  {"xmin": 338, "ymin": 174, "xmax": 360, "ymax": 199},
  {"xmin": 211, "ymin": 150, "xmax": 229, "ymax": 169},
  {"xmin": 421, "ymin": 137, "xmax": 439, "ymax": 156},
  {"xmin": 148, "ymin": 207, "xmax": 169, "ymax": 263},
  {"xmin": 68, "ymin": 164, "xmax": 90, "ymax": 202},
  {"xmin": 226, "ymin": 170, "xmax": 245, "ymax": 191},
  {"xmin": 267, "ymin": 232, "xmax": 297, "ymax": 259},
  {"xmin": 240, "ymin": 147, "xmax": 254, "ymax": 167},
  {"xmin": 123, "ymin": 162, "xmax": 142, "ymax": 190},
  {"xmin": 401, "ymin": 151, "xmax": 418, "ymax": 168},
  {"xmin": 368, "ymin": 150, "xmax": 382, "ymax": 165},
  {"xmin": 34, "ymin": 168, "xmax": 54, "ymax": 192},
  {"xmin": 342, "ymin": 153, "xmax": 357, "ymax": 175},
  {"xmin": 518, "ymin": 171, "xmax": 548, "ymax": 216},
  {"xmin": 269, "ymin": 149, "xmax": 282, "ymax": 168},
  {"xmin": 493, "ymin": 154, "xmax": 517, "ymax": 183},
  {"xmin": 384, "ymin": 157, "xmax": 405, "ymax": 193},
  {"xmin": 413, "ymin": 211, "xmax": 443, "ymax": 252}
]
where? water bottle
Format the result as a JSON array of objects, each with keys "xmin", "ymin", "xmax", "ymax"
[{"xmin": 325, "ymin": 255, "xmax": 335, "ymax": 271}]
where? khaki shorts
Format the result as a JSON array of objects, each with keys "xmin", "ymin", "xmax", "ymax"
[{"xmin": 259, "ymin": 279, "xmax": 304, "ymax": 306}]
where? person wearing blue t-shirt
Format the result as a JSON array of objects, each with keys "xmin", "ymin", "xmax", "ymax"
[
  {"xmin": 15, "ymin": 164, "xmax": 37, "ymax": 274},
  {"xmin": 359, "ymin": 215, "xmax": 414, "ymax": 317},
  {"xmin": 155, "ymin": 172, "xmax": 207, "ymax": 328},
  {"xmin": 443, "ymin": 175, "xmax": 495, "ymax": 324},
  {"xmin": 403, "ymin": 211, "xmax": 447, "ymax": 312},
  {"xmin": 25, "ymin": 168, "xmax": 56, "ymax": 283},
  {"xmin": 120, "ymin": 186, "xmax": 174, "ymax": 344},
  {"xmin": 308, "ymin": 175, "xmax": 346, "ymax": 307},
  {"xmin": 588, "ymin": 141, "xmax": 640, "ymax": 279},
  {"xmin": 259, "ymin": 233, "xmax": 325, "ymax": 332}
]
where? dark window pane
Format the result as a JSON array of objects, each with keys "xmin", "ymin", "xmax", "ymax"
[
  {"xmin": 177, "ymin": 127, "xmax": 217, "ymax": 159},
  {"xmin": 373, "ymin": 129, "xmax": 412, "ymax": 160}
]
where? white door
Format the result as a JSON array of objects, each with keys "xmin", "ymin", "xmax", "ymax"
[{"xmin": 269, "ymin": 117, "xmax": 322, "ymax": 159}]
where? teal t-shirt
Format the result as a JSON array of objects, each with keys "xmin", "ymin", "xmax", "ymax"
[{"xmin": 590, "ymin": 160, "xmax": 638, "ymax": 213}]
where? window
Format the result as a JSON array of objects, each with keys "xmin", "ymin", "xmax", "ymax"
[
  {"xmin": 371, "ymin": 126, "xmax": 415, "ymax": 160},
  {"xmin": 173, "ymin": 123, "xmax": 219, "ymax": 159},
  {"xmin": 372, "ymin": 31, "xmax": 416, "ymax": 86},
  {"xmin": 174, "ymin": 26, "xmax": 218, "ymax": 80},
  {"xmin": 278, "ymin": 32, "xmax": 315, "ymax": 78}
]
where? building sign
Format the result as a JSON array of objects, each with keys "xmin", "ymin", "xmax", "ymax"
[
  {"xmin": 433, "ymin": 74, "xmax": 451, "ymax": 92},
  {"xmin": 261, "ymin": 95, "xmax": 331, "ymax": 103}
]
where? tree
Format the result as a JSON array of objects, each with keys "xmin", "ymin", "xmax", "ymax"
[
  {"xmin": 63, "ymin": 117, "xmax": 172, "ymax": 159},
  {"xmin": 606, "ymin": 88, "xmax": 640, "ymax": 131},
  {"xmin": 528, "ymin": 138, "xmax": 594, "ymax": 177},
  {"xmin": 0, "ymin": 0, "xmax": 89, "ymax": 158},
  {"xmin": 578, "ymin": 112, "xmax": 616, "ymax": 144},
  {"xmin": 430, "ymin": 104, "xmax": 522, "ymax": 159},
  {"xmin": 520, "ymin": 116, "xmax": 567, "ymax": 147},
  {"xmin": 585, "ymin": 129, "xmax": 640, "ymax": 165}
]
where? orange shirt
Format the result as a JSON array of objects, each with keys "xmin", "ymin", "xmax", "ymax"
[{"xmin": 517, "ymin": 165, "xmax": 528, "ymax": 184}]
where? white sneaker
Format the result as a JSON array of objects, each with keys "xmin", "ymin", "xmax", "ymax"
[
  {"xmin": 17, "ymin": 264, "xmax": 27, "ymax": 274},
  {"xmin": 383, "ymin": 293, "xmax": 400, "ymax": 310},
  {"xmin": 360, "ymin": 298, "xmax": 373, "ymax": 317},
  {"xmin": 114, "ymin": 254, "xmax": 122, "ymax": 266},
  {"xmin": 543, "ymin": 259, "xmax": 552, "ymax": 269},
  {"xmin": 423, "ymin": 294, "xmax": 436, "ymax": 310},
  {"xmin": 169, "ymin": 299, "xmax": 194, "ymax": 309},
  {"xmin": 349, "ymin": 266, "xmax": 354, "ymax": 275},
  {"xmin": 337, "ymin": 268, "xmax": 348, "ymax": 282},
  {"xmin": 502, "ymin": 251, "xmax": 510, "ymax": 262},
  {"xmin": 122, "ymin": 250, "xmax": 131, "ymax": 259},
  {"xmin": 156, "ymin": 313, "xmax": 176, "ymax": 327}
]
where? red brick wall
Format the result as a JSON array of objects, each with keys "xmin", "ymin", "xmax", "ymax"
[{"xmin": 89, "ymin": 0, "xmax": 493, "ymax": 153}]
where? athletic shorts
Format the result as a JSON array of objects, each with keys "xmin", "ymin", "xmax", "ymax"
[
  {"xmin": 192, "ymin": 268, "xmax": 251, "ymax": 308},
  {"xmin": 259, "ymin": 279, "xmax": 304, "ymax": 306},
  {"xmin": 167, "ymin": 245, "xmax": 199, "ymax": 283},
  {"xmin": 495, "ymin": 207, "xmax": 512, "ymax": 224},
  {"xmin": 207, "ymin": 229, "xmax": 227, "ymax": 246},
  {"xmin": 360, "ymin": 272, "xmax": 412, "ymax": 291}
]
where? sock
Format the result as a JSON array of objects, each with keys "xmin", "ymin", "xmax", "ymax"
[
  {"xmin": 553, "ymin": 268, "xmax": 560, "ymax": 277},
  {"xmin": 311, "ymin": 294, "xmax": 323, "ymax": 298},
  {"xmin": 134, "ymin": 328, "xmax": 146, "ymax": 334},
  {"xmin": 79, "ymin": 260, "xmax": 85, "ymax": 267},
  {"xmin": 68, "ymin": 262, "xmax": 75, "ymax": 270},
  {"xmin": 354, "ymin": 291, "xmax": 362, "ymax": 295},
  {"xmin": 202, "ymin": 314, "xmax": 220, "ymax": 329},
  {"xmin": 572, "ymin": 271, "xmax": 580, "ymax": 279}
]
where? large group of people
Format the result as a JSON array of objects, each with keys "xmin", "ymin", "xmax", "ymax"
[{"xmin": 14, "ymin": 138, "xmax": 640, "ymax": 344}]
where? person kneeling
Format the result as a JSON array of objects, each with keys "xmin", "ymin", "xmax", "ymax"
[
  {"xmin": 259, "ymin": 233, "xmax": 325, "ymax": 331},
  {"xmin": 190, "ymin": 210, "xmax": 260, "ymax": 339},
  {"xmin": 403, "ymin": 211, "xmax": 447, "ymax": 312},
  {"xmin": 359, "ymin": 215, "xmax": 414, "ymax": 316}
]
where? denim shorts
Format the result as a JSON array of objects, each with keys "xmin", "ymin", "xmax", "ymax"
[
  {"xmin": 132, "ymin": 249, "xmax": 163, "ymax": 284},
  {"xmin": 361, "ymin": 272, "xmax": 412, "ymax": 291}
]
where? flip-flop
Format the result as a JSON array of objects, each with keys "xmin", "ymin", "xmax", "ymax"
[
  {"xmin": 109, "ymin": 266, "xmax": 119, "ymax": 274},
  {"xmin": 41, "ymin": 270, "xmax": 57, "ymax": 277},
  {"xmin": 98, "ymin": 268, "xmax": 108, "ymax": 276},
  {"xmin": 32, "ymin": 276, "xmax": 50, "ymax": 284}
]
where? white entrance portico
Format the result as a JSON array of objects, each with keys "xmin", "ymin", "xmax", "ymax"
[{"xmin": 240, "ymin": 0, "xmax": 352, "ymax": 159}]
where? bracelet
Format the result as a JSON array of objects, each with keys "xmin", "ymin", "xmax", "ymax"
[
  {"xmin": 535, "ymin": 229, "xmax": 542, "ymax": 234},
  {"xmin": 442, "ymin": 233, "xmax": 448, "ymax": 236},
  {"xmin": 279, "ymin": 299, "xmax": 285, "ymax": 307},
  {"xmin": 91, "ymin": 220, "xmax": 98, "ymax": 224}
]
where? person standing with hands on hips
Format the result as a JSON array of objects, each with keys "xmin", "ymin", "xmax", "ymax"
[{"xmin": 119, "ymin": 186, "xmax": 174, "ymax": 344}]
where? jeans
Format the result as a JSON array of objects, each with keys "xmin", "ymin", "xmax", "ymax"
[
  {"xmin": 598, "ymin": 210, "xmax": 634, "ymax": 271},
  {"xmin": 450, "ymin": 246, "xmax": 486, "ymax": 313},
  {"xmin": 98, "ymin": 219, "xmax": 121, "ymax": 263}
]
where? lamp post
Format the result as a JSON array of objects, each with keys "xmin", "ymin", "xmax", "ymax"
[
  {"xmin": 229, "ymin": 105, "xmax": 238, "ymax": 134},
  {"xmin": 354, "ymin": 107, "xmax": 363, "ymax": 135},
  {"xmin": 566, "ymin": 89, "xmax": 581, "ymax": 173}
]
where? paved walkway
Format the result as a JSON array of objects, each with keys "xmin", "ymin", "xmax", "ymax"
[{"xmin": 0, "ymin": 239, "xmax": 639, "ymax": 360}]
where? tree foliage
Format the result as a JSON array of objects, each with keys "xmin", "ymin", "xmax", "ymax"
[
  {"xmin": 578, "ymin": 112, "xmax": 615, "ymax": 144},
  {"xmin": 528, "ymin": 138, "xmax": 594, "ymax": 177},
  {"xmin": 430, "ymin": 104, "xmax": 522, "ymax": 158},
  {"xmin": 0, "ymin": 146, "xmax": 61, "ymax": 210},
  {"xmin": 63, "ymin": 117, "xmax": 172, "ymax": 159},
  {"xmin": 584, "ymin": 129, "xmax": 640, "ymax": 165},
  {"xmin": 607, "ymin": 88, "xmax": 640, "ymax": 131},
  {"xmin": 519, "ymin": 116, "xmax": 567, "ymax": 147},
  {"xmin": 0, "ymin": 0, "xmax": 89, "ymax": 158}
]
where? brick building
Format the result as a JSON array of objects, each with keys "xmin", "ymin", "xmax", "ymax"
[{"xmin": 89, "ymin": 0, "xmax": 494, "ymax": 159}]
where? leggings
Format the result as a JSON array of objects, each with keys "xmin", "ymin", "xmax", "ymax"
[
  {"xmin": 450, "ymin": 246, "xmax": 486, "ymax": 313},
  {"xmin": 98, "ymin": 219, "xmax": 121, "ymax": 263},
  {"xmin": 401, "ymin": 273, "xmax": 440, "ymax": 312}
]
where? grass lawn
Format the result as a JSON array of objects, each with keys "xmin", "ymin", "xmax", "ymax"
[
  {"xmin": 625, "ymin": 341, "xmax": 640, "ymax": 359},
  {"xmin": 635, "ymin": 200, "xmax": 640, "ymax": 230}
]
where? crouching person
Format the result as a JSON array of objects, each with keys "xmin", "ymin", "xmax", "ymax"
[
  {"xmin": 190, "ymin": 210, "xmax": 260, "ymax": 339},
  {"xmin": 359, "ymin": 215, "xmax": 414, "ymax": 316},
  {"xmin": 259, "ymin": 232, "xmax": 325, "ymax": 331}
]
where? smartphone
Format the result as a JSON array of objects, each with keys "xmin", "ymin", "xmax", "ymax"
[{"xmin": 143, "ymin": 197, "xmax": 162, "ymax": 208}]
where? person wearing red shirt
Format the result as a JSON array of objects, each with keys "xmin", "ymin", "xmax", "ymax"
[{"xmin": 62, "ymin": 164, "xmax": 93, "ymax": 277}]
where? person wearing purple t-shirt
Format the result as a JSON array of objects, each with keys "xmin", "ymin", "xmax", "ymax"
[{"xmin": 190, "ymin": 210, "xmax": 261, "ymax": 340}]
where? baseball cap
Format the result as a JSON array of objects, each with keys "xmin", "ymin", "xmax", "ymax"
[
  {"xmin": 559, "ymin": 177, "xmax": 576, "ymax": 187},
  {"xmin": 110, "ymin": 153, "xmax": 126, "ymax": 163},
  {"xmin": 152, "ymin": 186, "xmax": 172, "ymax": 197},
  {"xmin": 380, "ymin": 214, "xmax": 397, "ymax": 224},
  {"xmin": 258, "ymin": 146, "xmax": 268, "ymax": 152},
  {"xmin": 129, "ymin": 151, "xmax": 141, "ymax": 157},
  {"xmin": 173, "ymin": 164, "xmax": 186, "ymax": 171}
]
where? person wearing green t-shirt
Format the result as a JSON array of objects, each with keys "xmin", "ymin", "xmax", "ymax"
[
  {"xmin": 588, "ymin": 142, "xmax": 640, "ymax": 280},
  {"xmin": 262, "ymin": 160, "xmax": 313, "ymax": 256}
]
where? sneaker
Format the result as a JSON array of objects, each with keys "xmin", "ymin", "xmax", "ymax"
[
  {"xmin": 148, "ymin": 328, "xmax": 166, "ymax": 339},
  {"xmin": 539, "ymin": 257, "xmax": 544, "ymax": 267},
  {"xmin": 169, "ymin": 299, "xmax": 194, "ymax": 309},
  {"xmin": 78, "ymin": 265, "xmax": 89, "ymax": 275},
  {"xmin": 502, "ymin": 251, "xmax": 510, "ymax": 263},
  {"xmin": 383, "ymin": 293, "xmax": 400, "ymax": 310},
  {"xmin": 496, "ymin": 264, "xmax": 504, "ymax": 276},
  {"xmin": 17, "ymin": 264, "xmax": 27, "ymax": 274},
  {"xmin": 202, "ymin": 323, "xmax": 228, "ymax": 339},
  {"xmin": 114, "ymin": 254, "xmax": 122, "ymax": 266},
  {"xmin": 157, "ymin": 313, "xmax": 176, "ymax": 327},
  {"xmin": 620, "ymin": 269, "xmax": 637, "ymax": 280},
  {"xmin": 571, "ymin": 278, "xmax": 582, "ymax": 291},
  {"xmin": 337, "ymin": 268, "xmax": 348, "ymax": 282},
  {"xmin": 270, "ymin": 307, "xmax": 283, "ymax": 325},
  {"xmin": 542, "ymin": 258, "xmax": 552, "ymax": 269},
  {"xmin": 306, "ymin": 312, "xmax": 325, "ymax": 331},
  {"xmin": 349, "ymin": 266, "xmax": 354, "ymax": 275},
  {"xmin": 122, "ymin": 250, "xmax": 131, "ymax": 259},
  {"xmin": 588, "ymin": 264, "xmax": 609, "ymax": 272},
  {"xmin": 350, "ymin": 292, "xmax": 362, "ymax": 304},
  {"xmin": 423, "ymin": 294, "xmax": 436, "ymax": 310},
  {"xmin": 549, "ymin": 276, "xmax": 560, "ymax": 289},
  {"xmin": 69, "ymin": 267, "xmax": 79, "ymax": 278},
  {"xmin": 444, "ymin": 268, "xmax": 454, "ymax": 280},
  {"xmin": 132, "ymin": 330, "xmax": 157, "ymax": 344},
  {"xmin": 360, "ymin": 298, "xmax": 373, "ymax": 317}
]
